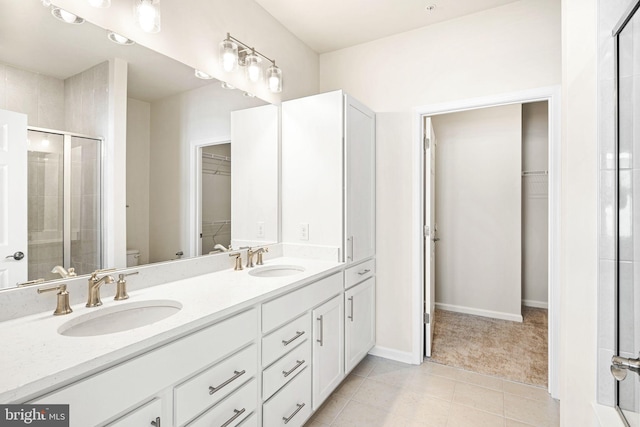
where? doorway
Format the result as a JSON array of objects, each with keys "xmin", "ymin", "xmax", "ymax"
[
  {"xmin": 414, "ymin": 86, "xmax": 562, "ymax": 398},
  {"xmin": 200, "ymin": 143, "xmax": 232, "ymax": 255}
]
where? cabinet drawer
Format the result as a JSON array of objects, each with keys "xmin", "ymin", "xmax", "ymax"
[
  {"xmin": 262, "ymin": 314, "xmax": 310, "ymax": 366},
  {"xmin": 262, "ymin": 273, "xmax": 342, "ymax": 333},
  {"xmin": 32, "ymin": 309, "xmax": 257, "ymax": 427},
  {"xmin": 263, "ymin": 340, "xmax": 310, "ymax": 400},
  {"xmin": 238, "ymin": 412, "xmax": 257, "ymax": 426},
  {"xmin": 344, "ymin": 259, "xmax": 375, "ymax": 289},
  {"xmin": 175, "ymin": 344, "xmax": 257, "ymax": 426},
  {"xmin": 107, "ymin": 398, "xmax": 162, "ymax": 427},
  {"xmin": 263, "ymin": 368, "xmax": 311, "ymax": 427},
  {"xmin": 187, "ymin": 379, "xmax": 257, "ymax": 427}
]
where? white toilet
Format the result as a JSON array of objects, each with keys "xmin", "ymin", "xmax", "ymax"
[{"xmin": 126, "ymin": 249, "xmax": 140, "ymax": 267}]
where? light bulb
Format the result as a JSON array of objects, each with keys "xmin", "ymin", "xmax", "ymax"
[
  {"xmin": 135, "ymin": 0, "xmax": 160, "ymax": 33},
  {"xmin": 245, "ymin": 52, "xmax": 262, "ymax": 83},
  {"xmin": 266, "ymin": 63, "xmax": 282, "ymax": 93},
  {"xmin": 219, "ymin": 39, "xmax": 238, "ymax": 72},
  {"xmin": 88, "ymin": 0, "xmax": 111, "ymax": 7},
  {"xmin": 60, "ymin": 9, "xmax": 77, "ymax": 23}
]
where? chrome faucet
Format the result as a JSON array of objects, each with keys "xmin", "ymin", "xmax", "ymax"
[
  {"xmin": 246, "ymin": 247, "xmax": 269, "ymax": 268},
  {"xmin": 86, "ymin": 269, "xmax": 116, "ymax": 307}
]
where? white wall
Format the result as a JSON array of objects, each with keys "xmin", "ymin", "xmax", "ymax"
[
  {"xmin": 319, "ymin": 0, "xmax": 561, "ymax": 354},
  {"xmin": 432, "ymin": 104, "xmax": 523, "ymax": 321},
  {"xmin": 522, "ymin": 101, "xmax": 549, "ymax": 307},
  {"xmin": 126, "ymin": 98, "xmax": 151, "ymax": 265},
  {"xmin": 560, "ymin": 0, "xmax": 599, "ymax": 424},
  {"xmin": 52, "ymin": 0, "xmax": 319, "ymax": 104}
]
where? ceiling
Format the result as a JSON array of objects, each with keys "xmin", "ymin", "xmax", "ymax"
[{"xmin": 254, "ymin": 0, "xmax": 522, "ymax": 53}]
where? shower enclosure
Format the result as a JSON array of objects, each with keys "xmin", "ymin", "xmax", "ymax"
[{"xmin": 27, "ymin": 128, "xmax": 102, "ymax": 281}]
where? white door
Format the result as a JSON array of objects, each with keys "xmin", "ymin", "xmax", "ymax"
[
  {"xmin": 0, "ymin": 109, "xmax": 28, "ymax": 288},
  {"xmin": 423, "ymin": 117, "xmax": 437, "ymax": 357}
]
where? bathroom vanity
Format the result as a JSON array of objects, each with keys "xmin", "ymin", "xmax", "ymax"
[{"xmin": 0, "ymin": 255, "xmax": 375, "ymax": 427}]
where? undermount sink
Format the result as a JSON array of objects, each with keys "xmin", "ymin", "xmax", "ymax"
[
  {"xmin": 249, "ymin": 265, "xmax": 306, "ymax": 278},
  {"xmin": 58, "ymin": 300, "xmax": 182, "ymax": 337}
]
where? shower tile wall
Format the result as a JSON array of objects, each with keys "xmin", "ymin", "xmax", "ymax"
[
  {"xmin": 598, "ymin": 0, "xmax": 640, "ymax": 408},
  {"xmin": 64, "ymin": 61, "xmax": 109, "ymax": 137},
  {"xmin": 0, "ymin": 62, "xmax": 65, "ymax": 129}
]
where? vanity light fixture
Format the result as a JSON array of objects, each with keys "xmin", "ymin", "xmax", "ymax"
[
  {"xmin": 194, "ymin": 69, "xmax": 214, "ymax": 80},
  {"xmin": 51, "ymin": 7, "xmax": 85, "ymax": 24},
  {"xmin": 107, "ymin": 31, "xmax": 135, "ymax": 45},
  {"xmin": 88, "ymin": 0, "xmax": 111, "ymax": 8},
  {"xmin": 218, "ymin": 33, "xmax": 283, "ymax": 93},
  {"xmin": 134, "ymin": 0, "xmax": 161, "ymax": 33}
]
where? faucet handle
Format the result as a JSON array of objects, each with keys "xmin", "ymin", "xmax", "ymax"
[
  {"xmin": 115, "ymin": 272, "xmax": 138, "ymax": 301},
  {"xmin": 17, "ymin": 278, "xmax": 45, "ymax": 287},
  {"xmin": 229, "ymin": 252, "xmax": 243, "ymax": 271},
  {"xmin": 91, "ymin": 268, "xmax": 116, "ymax": 278},
  {"xmin": 67, "ymin": 267, "xmax": 76, "ymax": 277},
  {"xmin": 37, "ymin": 284, "xmax": 73, "ymax": 316}
]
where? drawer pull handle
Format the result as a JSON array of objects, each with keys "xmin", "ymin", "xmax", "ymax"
[
  {"xmin": 209, "ymin": 370, "xmax": 246, "ymax": 395},
  {"xmin": 283, "ymin": 403, "xmax": 305, "ymax": 424},
  {"xmin": 316, "ymin": 315, "xmax": 324, "ymax": 346},
  {"xmin": 221, "ymin": 408, "xmax": 246, "ymax": 427},
  {"xmin": 150, "ymin": 417, "xmax": 161, "ymax": 427},
  {"xmin": 282, "ymin": 359, "xmax": 305, "ymax": 377},
  {"xmin": 282, "ymin": 330, "xmax": 305, "ymax": 346},
  {"xmin": 348, "ymin": 296, "xmax": 354, "ymax": 322},
  {"xmin": 357, "ymin": 269, "xmax": 371, "ymax": 275}
]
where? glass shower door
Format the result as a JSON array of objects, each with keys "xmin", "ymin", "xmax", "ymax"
[
  {"xmin": 614, "ymin": 2, "xmax": 640, "ymax": 425},
  {"xmin": 26, "ymin": 130, "xmax": 102, "ymax": 280}
]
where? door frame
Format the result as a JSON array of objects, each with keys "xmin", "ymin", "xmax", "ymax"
[
  {"xmin": 187, "ymin": 136, "xmax": 231, "ymax": 258},
  {"xmin": 412, "ymin": 86, "xmax": 561, "ymax": 399}
]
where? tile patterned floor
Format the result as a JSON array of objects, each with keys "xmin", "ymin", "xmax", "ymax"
[{"xmin": 304, "ymin": 356, "xmax": 559, "ymax": 427}]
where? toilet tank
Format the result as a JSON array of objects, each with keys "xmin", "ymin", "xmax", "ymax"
[{"xmin": 126, "ymin": 249, "xmax": 140, "ymax": 267}]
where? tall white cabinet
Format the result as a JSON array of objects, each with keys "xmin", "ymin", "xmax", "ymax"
[{"xmin": 282, "ymin": 90, "xmax": 375, "ymax": 264}]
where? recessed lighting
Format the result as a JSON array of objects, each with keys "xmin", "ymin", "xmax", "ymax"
[
  {"xmin": 243, "ymin": 92, "xmax": 256, "ymax": 98},
  {"xmin": 194, "ymin": 70, "xmax": 214, "ymax": 80},
  {"xmin": 107, "ymin": 31, "xmax": 135, "ymax": 45},
  {"xmin": 220, "ymin": 82, "xmax": 235, "ymax": 90},
  {"xmin": 51, "ymin": 7, "xmax": 85, "ymax": 24},
  {"xmin": 425, "ymin": 4, "xmax": 436, "ymax": 12}
]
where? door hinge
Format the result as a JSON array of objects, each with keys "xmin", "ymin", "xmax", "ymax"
[
  {"xmin": 424, "ymin": 225, "xmax": 429, "ymax": 238},
  {"xmin": 423, "ymin": 312, "xmax": 430, "ymax": 324},
  {"xmin": 423, "ymin": 135, "xmax": 430, "ymax": 151}
]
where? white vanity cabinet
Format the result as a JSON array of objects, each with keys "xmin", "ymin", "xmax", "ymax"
[
  {"xmin": 31, "ymin": 309, "xmax": 258, "ymax": 427},
  {"xmin": 312, "ymin": 295, "xmax": 344, "ymax": 410},
  {"xmin": 344, "ymin": 277, "xmax": 376, "ymax": 374},
  {"xmin": 282, "ymin": 90, "xmax": 375, "ymax": 264}
]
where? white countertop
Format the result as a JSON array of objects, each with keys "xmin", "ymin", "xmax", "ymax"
[{"xmin": 0, "ymin": 257, "xmax": 343, "ymax": 403}]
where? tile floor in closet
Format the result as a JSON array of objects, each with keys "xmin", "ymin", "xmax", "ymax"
[{"xmin": 304, "ymin": 355, "xmax": 559, "ymax": 427}]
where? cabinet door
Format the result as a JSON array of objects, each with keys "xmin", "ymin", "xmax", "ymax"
[
  {"xmin": 344, "ymin": 95, "xmax": 376, "ymax": 263},
  {"xmin": 312, "ymin": 295, "xmax": 344, "ymax": 410},
  {"xmin": 345, "ymin": 278, "xmax": 376, "ymax": 373}
]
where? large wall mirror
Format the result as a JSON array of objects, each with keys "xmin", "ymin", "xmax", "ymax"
[{"xmin": 0, "ymin": 0, "xmax": 279, "ymax": 288}]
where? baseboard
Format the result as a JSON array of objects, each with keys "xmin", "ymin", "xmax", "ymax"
[
  {"xmin": 522, "ymin": 299, "xmax": 549, "ymax": 309},
  {"xmin": 435, "ymin": 302, "xmax": 524, "ymax": 322},
  {"xmin": 368, "ymin": 345, "xmax": 417, "ymax": 365}
]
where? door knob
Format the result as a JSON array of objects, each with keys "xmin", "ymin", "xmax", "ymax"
[
  {"xmin": 611, "ymin": 354, "xmax": 640, "ymax": 381},
  {"xmin": 5, "ymin": 251, "xmax": 24, "ymax": 261},
  {"xmin": 432, "ymin": 238, "xmax": 440, "ymax": 242}
]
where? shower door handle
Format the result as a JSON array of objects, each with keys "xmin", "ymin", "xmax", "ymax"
[
  {"xmin": 5, "ymin": 251, "xmax": 24, "ymax": 261},
  {"xmin": 611, "ymin": 354, "xmax": 640, "ymax": 381}
]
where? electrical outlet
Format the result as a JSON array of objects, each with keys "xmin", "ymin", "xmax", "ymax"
[
  {"xmin": 257, "ymin": 222, "xmax": 265, "ymax": 239},
  {"xmin": 300, "ymin": 223, "xmax": 309, "ymax": 241}
]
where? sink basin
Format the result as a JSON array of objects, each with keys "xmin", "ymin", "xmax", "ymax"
[
  {"xmin": 59, "ymin": 300, "xmax": 182, "ymax": 337},
  {"xmin": 249, "ymin": 265, "xmax": 306, "ymax": 278}
]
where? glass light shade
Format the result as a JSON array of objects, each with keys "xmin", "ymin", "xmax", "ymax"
[
  {"xmin": 51, "ymin": 7, "xmax": 85, "ymax": 24},
  {"xmin": 219, "ymin": 39, "xmax": 238, "ymax": 72},
  {"xmin": 88, "ymin": 0, "xmax": 111, "ymax": 7},
  {"xmin": 134, "ymin": 0, "xmax": 161, "ymax": 33},
  {"xmin": 245, "ymin": 53, "xmax": 262, "ymax": 83},
  {"xmin": 266, "ymin": 64, "xmax": 282, "ymax": 93},
  {"xmin": 107, "ymin": 31, "xmax": 135, "ymax": 45},
  {"xmin": 41, "ymin": 0, "xmax": 51, "ymax": 6}
]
